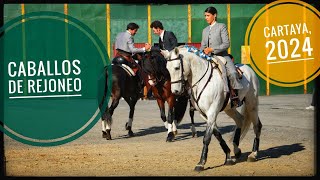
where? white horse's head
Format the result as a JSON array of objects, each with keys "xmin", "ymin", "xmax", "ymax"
[{"xmin": 162, "ymin": 47, "xmax": 187, "ymax": 95}]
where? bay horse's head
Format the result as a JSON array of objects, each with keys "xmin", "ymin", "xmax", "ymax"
[
  {"xmin": 162, "ymin": 47, "xmax": 187, "ymax": 95},
  {"xmin": 142, "ymin": 49, "xmax": 170, "ymax": 86}
]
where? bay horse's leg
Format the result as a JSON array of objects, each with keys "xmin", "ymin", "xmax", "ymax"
[
  {"xmin": 169, "ymin": 96, "xmax": 178, "ymax": 136},
  {"xmin": 166, "ymin": 96, "xmax": 175, "ymax": 142},
  {"xmin": 189, "ymin": 100, "xmax": 197, "ymax": 137},
  {"xmin": 124, "ymin": 98, "xmax": 138, "ymax": 137},
  {"xmin": 224, "ymin": 108, "xmax": 244, "ymax": 159},
  {"xmin": 102, "ymin": 97, "xmax": 120, "ymax": 140},
  {"xmin": 156, "ymin": 98, "xmax": 167, "ymax": 129},
  {"xmin": 194, "ymin": 112, "xmax": 234, "ymax": 172}
]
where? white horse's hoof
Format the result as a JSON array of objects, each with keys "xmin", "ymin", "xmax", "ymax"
[
  {"xmin": 194, "ymin": 164, "xmax": 204, "ymax": 172},
  {"xmin": 192, "ymin": 131, "xmax": 198, "ymax": 138},
  {"xmin": 191, "ymin": 126, "xmax": 197, "ymax": 137},
  {"xmin": 224, "ymin": 159, "xmax": 236, "ymax": 165},
  {"xmin": 247, "ymin": 152, "xmax": 257, "ymax": 162},
  {"xmin": 247, "ymin": 156, "xmax": 257, "ymax": 162},
  {"xmin": 234, "ymin": 148, "xmax": 242, "ymax": 159}
]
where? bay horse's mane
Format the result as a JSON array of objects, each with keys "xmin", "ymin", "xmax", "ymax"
[{"xmin": 143, "ymin": 49, "xmax": 170, "ymax": 81}]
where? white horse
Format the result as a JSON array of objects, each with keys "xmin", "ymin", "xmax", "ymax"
[{"xmin": 162, "ymin": 47, "xmax": 262, "ymax": 171}]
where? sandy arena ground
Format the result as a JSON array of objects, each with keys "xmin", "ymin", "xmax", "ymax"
[{"xmin": 4, "ymin": 94, "xmax": 316, "ymax": 176}]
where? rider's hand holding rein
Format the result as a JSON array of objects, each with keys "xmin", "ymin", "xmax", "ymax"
[{"xmin": 203, "ymin": 47, "xmax": 213, "ymax": 55}]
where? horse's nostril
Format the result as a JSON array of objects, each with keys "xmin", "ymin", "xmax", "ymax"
[{"xmin": 174, "ymin": 90, "xmax": 179, "ymax": 94}]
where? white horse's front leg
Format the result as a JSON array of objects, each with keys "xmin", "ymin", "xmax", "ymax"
[
  {"xmin": 248, "ymin": 116, "xmax": 262, "ymax": 162},
  {"xmin": 194, "ymin": 109, "xmax": 235, "ymax": 172}
]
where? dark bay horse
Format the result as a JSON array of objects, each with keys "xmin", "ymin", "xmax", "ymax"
[
  {"xmin": 98, "ymin": 54, "xmax": 146, "ymax": 140},
  {"xmin": 141, "ymin": 50, "xmax": 197, "ymax": 142}
]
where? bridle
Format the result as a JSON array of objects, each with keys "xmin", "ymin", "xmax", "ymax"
[
  {"xmin": 167, "ymin": 51, "xmax": 222, "ymax": 116},
  {"xmin": 167, "ymin": 54, "xmax": 187, "ymax": 93}
]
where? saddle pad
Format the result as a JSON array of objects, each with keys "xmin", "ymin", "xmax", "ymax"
[
  {"xmin": 121, "ymin": 64, "xmax": 136, "ymax": 76},
  {"xmin": 184, "ymin": 45, "xmax": 226, "ymax": 64},
  {"xmin": 111, "ymin": 64, "xmax": 135, "ymax": 77}
]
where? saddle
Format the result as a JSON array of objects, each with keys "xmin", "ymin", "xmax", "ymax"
[
  {"xmin": 212, "ymin": 57, "xmax": 244, "ymax": 109},
  {"xmin": 114, "ymin": 49, "xmax": 141, "ymax": 74},
  {"xmin": 185, "ymin": 45, "xmax": 243, "ymax": 108},
  {"xmin": 113, "ymin": 50, "xmax": 146, "ymax": 98},
  {"xmin": 210, "ymin": 56, "xmax": 242, "ymax": 79}
]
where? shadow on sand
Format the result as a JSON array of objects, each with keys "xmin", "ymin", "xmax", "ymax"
[
  {"xmin": 204, "ymin": 143, "xmax": 305, "ymax": 171},
  {"xmin": 115, "ymin": 121, "xmax": 236, "ymax": 141}
]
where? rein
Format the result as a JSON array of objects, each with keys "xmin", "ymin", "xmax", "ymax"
[
  {"xmin": 168, "ymin": 53, "xmax": 215, "ymax": 117},
  {"xmin": 167, "ymin": 55, "xmax": 186, "ymax": 89},
  {"xmin": 189, "ymin": 61, "xmax": 217, "ymax": 117},
  {"xmin": 191, "ymin": 61, "xmax": 210, "ymax": 89},
  {"xmin": 168, "ymin": 52, "xmax": 229, "ymax": 117},
  {"xmin": 190, "ymin": 61, "xmax": 215, "ymax": 104}
]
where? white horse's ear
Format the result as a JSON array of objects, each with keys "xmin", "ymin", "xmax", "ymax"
[
  {"xmin": 160, "ymin": 50, "xmax": 170, "ymax": 59},
  {"xmin": 174, "ymin": 47, "xmax": 179, "ymax": 55}
]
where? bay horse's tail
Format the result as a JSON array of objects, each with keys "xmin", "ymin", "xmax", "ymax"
[
  {"xmin": 174, "ymin": 95, "xmax": 189, "ymax": 125},
  {"xmin": 98, "ymin": 65, "xmax": 110, "ymax": 117}
]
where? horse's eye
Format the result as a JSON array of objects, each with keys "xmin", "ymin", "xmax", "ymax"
[{"xmin": 174, "ymin": 66, "xmax": 180, "ymax": 71}]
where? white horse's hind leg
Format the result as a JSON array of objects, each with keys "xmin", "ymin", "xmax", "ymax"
[
  {"xmin": 189, "ymin": 104, "xmax": 197, "ymax": 137},
  {"xmin": 191, "ymin": 124, "xmax": 197, "ymax": 138},
  {"xmin": 248, "ymin": 116, "xmax": 262, "ymax": 162},
  {"xmin": 242, "ymin": 96, "xmax": 261, "ymax": 162},
  {"xmin": 224, "ymin": 108, "xmax": 244, "ymax": 159}
]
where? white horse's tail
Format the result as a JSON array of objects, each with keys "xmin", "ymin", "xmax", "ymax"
[
  {"xmin": 227, "ymin": 103, "xmax": 252, "ymax": 143},
  {"xmin": 238, "ymin": 103, "xmax": 252, "ymax": 142}
]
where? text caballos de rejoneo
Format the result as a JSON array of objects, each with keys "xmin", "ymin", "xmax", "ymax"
[{"xmin": 7, "ymin": 59, "xmax": 81, "ymax": 95}]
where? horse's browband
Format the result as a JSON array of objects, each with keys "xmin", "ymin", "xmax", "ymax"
[
  {"xmin": 171, "ymin": 79, "xmax": 185, "ymax": 84},
  {"xmin": 167, "ymin": 56, "xmax": 181, "ymax": 61}
]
